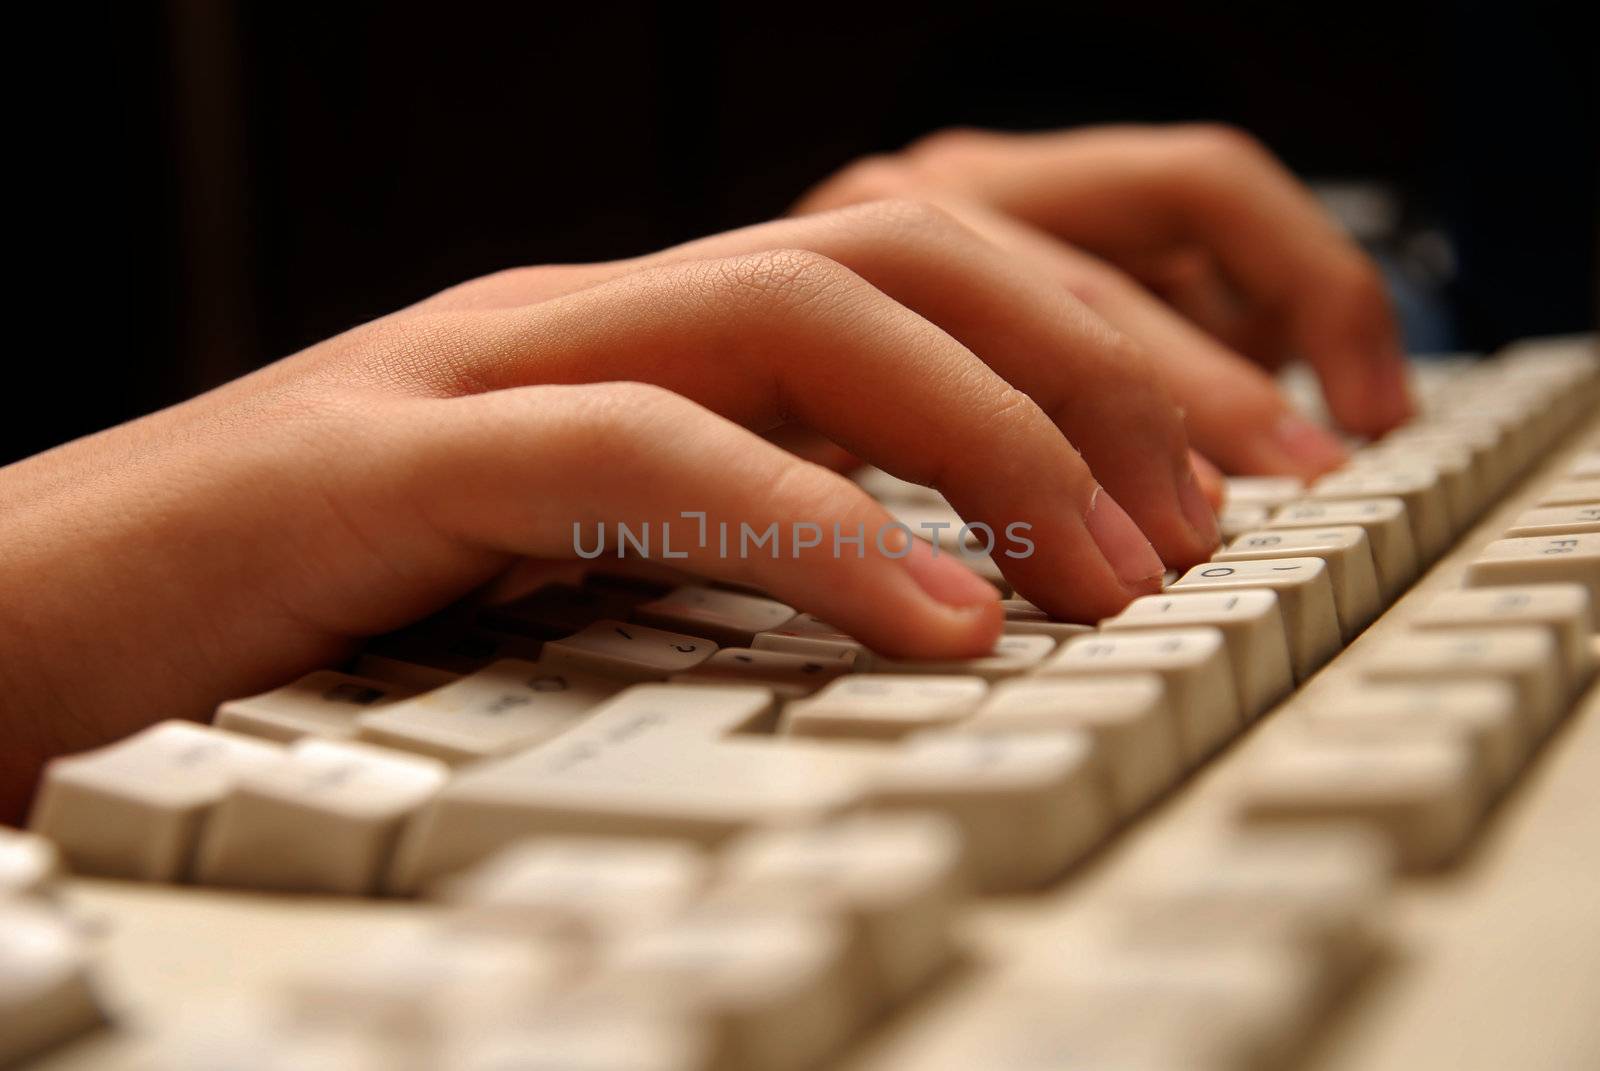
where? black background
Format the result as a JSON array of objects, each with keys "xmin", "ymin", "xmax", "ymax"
[{"xmin": 21, "ymin": 1, "xmax": 1596, "ymax": 467}]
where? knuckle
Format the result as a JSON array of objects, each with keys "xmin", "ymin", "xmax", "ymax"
[
  {"xmin": 555, "ymin": 381, "xmax": 695, "ymax": 466},
  {"xmin": 905, "ymin": 125, "xmax": 995, "ymax": 162},
  {"xmin": 828, "ymin": 196, "xmax": 975, "ymax": 250},
  {"xmin": 1172, "ymin": 121, "xmax": 1268, "ymax": 164},
  {"xmin": 812, "ymin": 155, "xmax": 913, "ymax": 204},
  {"xmin": 707, "ymin": 248, "xmax": 859, "ymax": 309}
]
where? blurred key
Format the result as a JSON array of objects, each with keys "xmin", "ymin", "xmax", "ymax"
[
  {"xmin": 1237, "ymin": 737, "xmax": 1480, "ymax": 869},
  {"xmin": 215, "ymin": 670, "xmax": 416, "ymax": 744},
  {"xmin": 355, "ymin": 659, "xmax": 623, "ymax": 765},
  {"xmin": 1311, "ymin": 465, "xmax": 1453, "ymax": 560},
  {"xmin": 1041, "ymin": 629, "xmax": 1241, "ymax": 765},
  {"xmin": 444, "ymin": 1008, "xmax": 711, "ymax": 1071},
  {"xmin": 195, "ymin": 739, "xmax": 448, "ymax": 895},
  {"xmin": 29, "ymin": 722, "xmax": 284, "ymax": 881},
  {"xmin": 1170, "ymin": 559, "xmax": 1342, "ymax": 680},
  {"xmin": 964, "ymin": 675, "xmax": 1181, "ymax": 817},
  {"xmin": 783, "ymin": 676, "xmax": 987, "ymax": 741},
  {"xmin": 478, "ymin": 582, "xmax": 643, "ymax": 641},
  {"xmin": 1505, "ymin": 504, "xmax": 1600, "ymax": 538},
  {"xmin": 1413, "ymin": 585, "xmax": 1594, "ymax": 691},
  {"xmin": 1102, "ymin": 591, "xmax": 1294, "ymax": 719},
  {"xmin": 0, "ymin": 827, "xmax": 59, "ymax": 898},
  {"xmin": 1537, "ymin": 479, "xmax": 1600, "ymax": 507},
  {"xmin": 0, "ymin": 902, "xmax": 106, "ymax": 1067},
  {"xmin": 634, "ymin": 585, "xmax": 797, "ymax": 646},
  {"xmin": 1363, "ymin": 627, "xmax": 1565, "ymax": 737},
  {"xmin": 751, "ymin": 616, "xmax": 864, "ymax": 662},
  {"xmin": 670, "ymin": 647, "xmax": 849, "ymax": 698},
  {"xmin": 1217, "ymin": 527, "xmax": 1382, "ymax": 637},
  {"xmin": 715, "ymin": 814, "xmax": 965, "ymax": 1003},
  {"xmin": 1224, "ymin": 476, "xmax": 1305, "ymax": 509},
  {"xmin": 1219, "ymin": 504, "xmax": 1271, "ymax": 540},
  {"xmin": 867, "ymin": 731, "xmax": 1111, "ymax": 892},
  {"xmin": 542, "ymin": 620, "xmax": 717, "ymax": 682},
  {"xmin": 862, "ymin": 634, "xmax": 1055, "ymax": 679}
]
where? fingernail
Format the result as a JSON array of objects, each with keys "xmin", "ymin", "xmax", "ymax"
[
  {"xmin": 898, "ymin": 533, "xmax": 1000, "ymax": 610},
  {"xmin": 1272, "ymin": 414, "xmax": 1349, "ymax": 474},
  {"xmin": 1178, "ymin": 468, "xmax": 1221, "ymax": 549},
  {"xmin": 1084, "ymin": 486, "xmax": 1165, "ymax": 591}
]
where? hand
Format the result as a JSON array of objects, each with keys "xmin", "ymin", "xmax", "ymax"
[
  {"xmin": 797, "ymin": 124, "xmax": 1414, "ymax": 477},
  {"xmin": 0, "ymin": 200, "xmax": 1219, "ymax": 811}
]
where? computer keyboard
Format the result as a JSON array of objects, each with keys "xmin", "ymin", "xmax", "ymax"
[{"xmin": 6, "ymin": 335, "xmax": 1598, "ymax": 1070}]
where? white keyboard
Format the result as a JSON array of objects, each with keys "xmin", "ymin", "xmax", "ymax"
[{"xmin": 6, "ymin": 335, "xmax": 1599, "ymax": 1070}]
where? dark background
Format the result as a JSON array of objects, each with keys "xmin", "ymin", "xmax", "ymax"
[{"xmin": 20, "ymin": 1, "xmax": 1597, "ymax": 467}]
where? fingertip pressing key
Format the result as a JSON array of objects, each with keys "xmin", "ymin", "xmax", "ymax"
[{"xmin": 1085, "ymin": 486, "xmax": 1166, "ymax": 595}]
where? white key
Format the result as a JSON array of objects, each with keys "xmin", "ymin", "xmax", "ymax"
[
  {"xmin": 1466, "ymin": 535, "xmax": 1600, "ymax": 611},
  {"xmin": 388, "ymin": 686, "xmax": 881, "ymax": 893},
  {"xmin": 715, "ymin": 814, "xmax": 964, "ymax": 1002},
  {"xmin": 0, "ymin": 828, "xmax": 59, "ymax": 898},
  {"xmin": 1301, "ymin": 681, "xmax": 1524, "ymax": 792},
  {"xmin": 1356, "ymin": 439, "xmax": 1480, "ymax": 521},
  {"xmin": 1102, "ymin": 591, "xmax": 1294, "ymax": 719},
  {"xmin": 355, "ymin": 659, "xmax": 623, "ymax": 765},
  {"xmin": 854, "ymin": 466, "xmax": 947, "ymax": 505},
  {"xmin": 1219, "ymin": 503, "xmax": 1271, "ymax": 540},
  {"xmin": 1570, "ymin": 449, "xmax": 1600, "ymax": 478},
  {"xmin": 1170, "ymin": 559, "xmax": 1342, "ymax": 680},
  {"xmin": 1363, "ymin": 627, "xmax": 1566, "ymax": 738},
  {"xmin": 1114, "ymin": 828, "xmax": 1393, "ymax": 979},
  {"xmin": 1505, "ymin": 504, "xmax": 1600, "ymax": 538},
  {"xmin": 435, "ymin": 836, "xmax": 709, "ymax": 944},
  {"xmin": 1311, "ymin": 466, "xmax": 1452, "ymax": 560},
  {"xmin": 1268, "ymin": 498, "xmax": 1417, "ymax": 599},
  {"xmin": 634, "ymin": 585, "xmax": 797, "ymax": 646},
  {"xmin": 862, "ymin": 634, "xmax": 1055, "ymax": 678},
  {"xmin": 751, "ymin": 617, "xmax": 864, "ymax": 662},
  {"xmin": 0, "ymin": 902, "xmax": 105, "ymax": 1066},
  {"xmin": 215, "ymin": 670, "xmax": 416, "ymax": 743},
  {"xmin": 1237, "ymin": 737, "xmax": 1481, "ymax": 869},
  {"xmin": 444, "ymin": 1010, "xmax": 711, "ymax": 1071},
  {"xmin": 782, "ymin": 676, "xmax": 987, "ymax": 740},
  {"xmin": 1413, "ymin": 586, "xmax": 1595, "ymax": 692},
  {"xmin": 867, "ymin": 732, "xmax": 1111, "ymax": 892},
  {"xmin": 1040, "ymin": 629, "xmax": 1241, "ymax": 765},
  {"xmin": 29, "ymin": 722, "xmax": 284, "ymax": 881},
  {"xmin": 965, "ymin": 675, "xmax": 1181, "ymax": 817},
  {"xmin": 1224, "ymin": 476, "xmax": 1305, "ymax": 508},
  {"xmin": 542, "ymin": 620, "xmax": 717, "ymax": 681},
  {"xmin": 592, "ymin": 906, "xmax": 860, "ymax": 1071},
  {"xmin": 194, "ymin": 739, "xmax": 448, "ymax": 895},
  {"xmin": 1537, "ymin": 478, "xmax": 1600, "ymax": 507},
  {"xmin": 670, "ymin": 647, "xmax": 850, "ymax": 698},
  {"xmin": 1217, "ymin": 526, "xmax": 1382, "ymax": 637},
  {"xmin": 1001, "ymin": 618, "xmax": 1093, "ymax": 641}
]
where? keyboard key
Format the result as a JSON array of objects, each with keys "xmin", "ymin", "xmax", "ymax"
[
  {"xmin": 1362, "ymin": 627, "xmax": 1565, "ymax": 738},
  {"xmin": 0, "ymin": 902, "xmax": 106, "ymax": 1066},
  {"xmin": 477, "ymin": 582, "xmax": 644, "ymax": 641},
  {"xmin": 867, "ymin": 731, "xmax": 1111, "ymax": 892},
  {"xmin": 1413, "ymin": 585, "xmax": 1595, "ymax": 692},
  {"xmin": 670, "ymin": 647, "xmax": 850, "ymax": 698},
  {"xmin": 1219, "ymin": 503, "xmax": 1271, "ymax": 540},
  {"xmin": 355, "ymin": 659, "xmax": 624, "ymax": 765},
  {"xmin": 1217, "ymin": 527, "xmax": 1382, "ymax": 637},
  {"xmin": 1355, "ymin": 439, "xmax": 1480, "ymax": 523},
  {"xmin": 541, "ymin": 620, "xmax": 717, "ymax": 682},
  {"xmin": 443, "ymin": 1009, "xmax": 711, "ymax": 1071},
  {"xmin": 592, "ymin": 906, "xmax": 861, "ymax": 1071},
  {"xmin": 1466, "ymin": 535, "xmax": 1600, "ymax": 611},
  {"xmin": 964, "ymin": 675, "xmax": 1181, "ymax": 817},
  {"xmin": 715, "ymin": 814, "xmax": 964, "ymax": 1003},
  {"xmin": 388, "ymin": 686, "xmax": 882, "ymax": 892},
  {"xmin": 861, "ymin": 634, "xmax": 1055, "ymax": 678},
  {"xmin": 634, "ymin": 585, "xmax": 798, "ymax": 646},
  {"xmin": 1504, "ymin": 504, "xmax": 1600, "ymax": 538},
  {"xmin": 1040, "ymin": 629, "xmax": 1241, "ymax": 765},
  {"xmin": 1537, "ymin": 478, "xmax": 1600, "ymax": 507},
  {"xmin": 1570, "ymin": 449, "xmax": 1600, "ymax": 478},
  {"xmin": 1102, "ymin": 591, "xmax": 1294, "ymax": 719},
  {"xmin": 0, "ymin": 828, "xmax": 59, "ymax": 898},
  {"xmin": 1114, "ymin": 827, "xmax": 1393, "ymax": 981},
  {"xmin": 750, "ymin": 616, "xmax": 864, "ymax": 662},
  {"xmin": 1223, "ymin": 476, "xmax": 1305, "ymax": 508},
  {"xmin": 29, "ymin": 722, "xmax": 284, "ymax": 881},
  {"xmin": 214, "ymin": 670, "xmax": 416, "ymax": 743},
  {"xmin": 1237, "ymin": 737, "xmax": 1481, "ymax": 869},
  {"xmin": 1301, "ymin": 681, "xmax": 1524, "ymax": 792},
  {"xmin": 194, "ymin": 739, "xmax": 448, "ymax": 895},
  {"xmin": 435, "ymin": 836, "xmax": 709, "ymax": 945},
  {"xmin": 1267, "ymin": 498, "xmax": 1417, "ymax": 600},
  {"xmin": 1170, "ymin": 559, "xmax": 1342, "ymax": 680},
  {"xmin": 1311, "ymin": 465, "xmax": 1452, "ymax": 560},
  {"xmin": 782, "ymin": 676, "xmax": 988, "ymax": 740},
  {"xmin": 356, "ymin": 623, "xmax": 546, "ymax": 689}
]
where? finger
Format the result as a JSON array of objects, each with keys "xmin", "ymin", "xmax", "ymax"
[
  {"xmin": 417, "ymin": 201, "xmax": 1218, "ymax": 572},
  {"xmin": 397, "ymin": 382, "xmax": 1003, "ymax": 658},
  {"xmin": 913, "ymin": 194, "xmax": 1349, "ymax": 480},
  {"xmin": 875, "ymin": 125, "xmax": 1414, "ymax": 435},
  {"xmin": 1191, "ymin": 450, "xmax": 1225, "ymax": 510},
  {"xmin": 359, "ymin": 249, "xmax": 1167, "ymax": 622}
]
